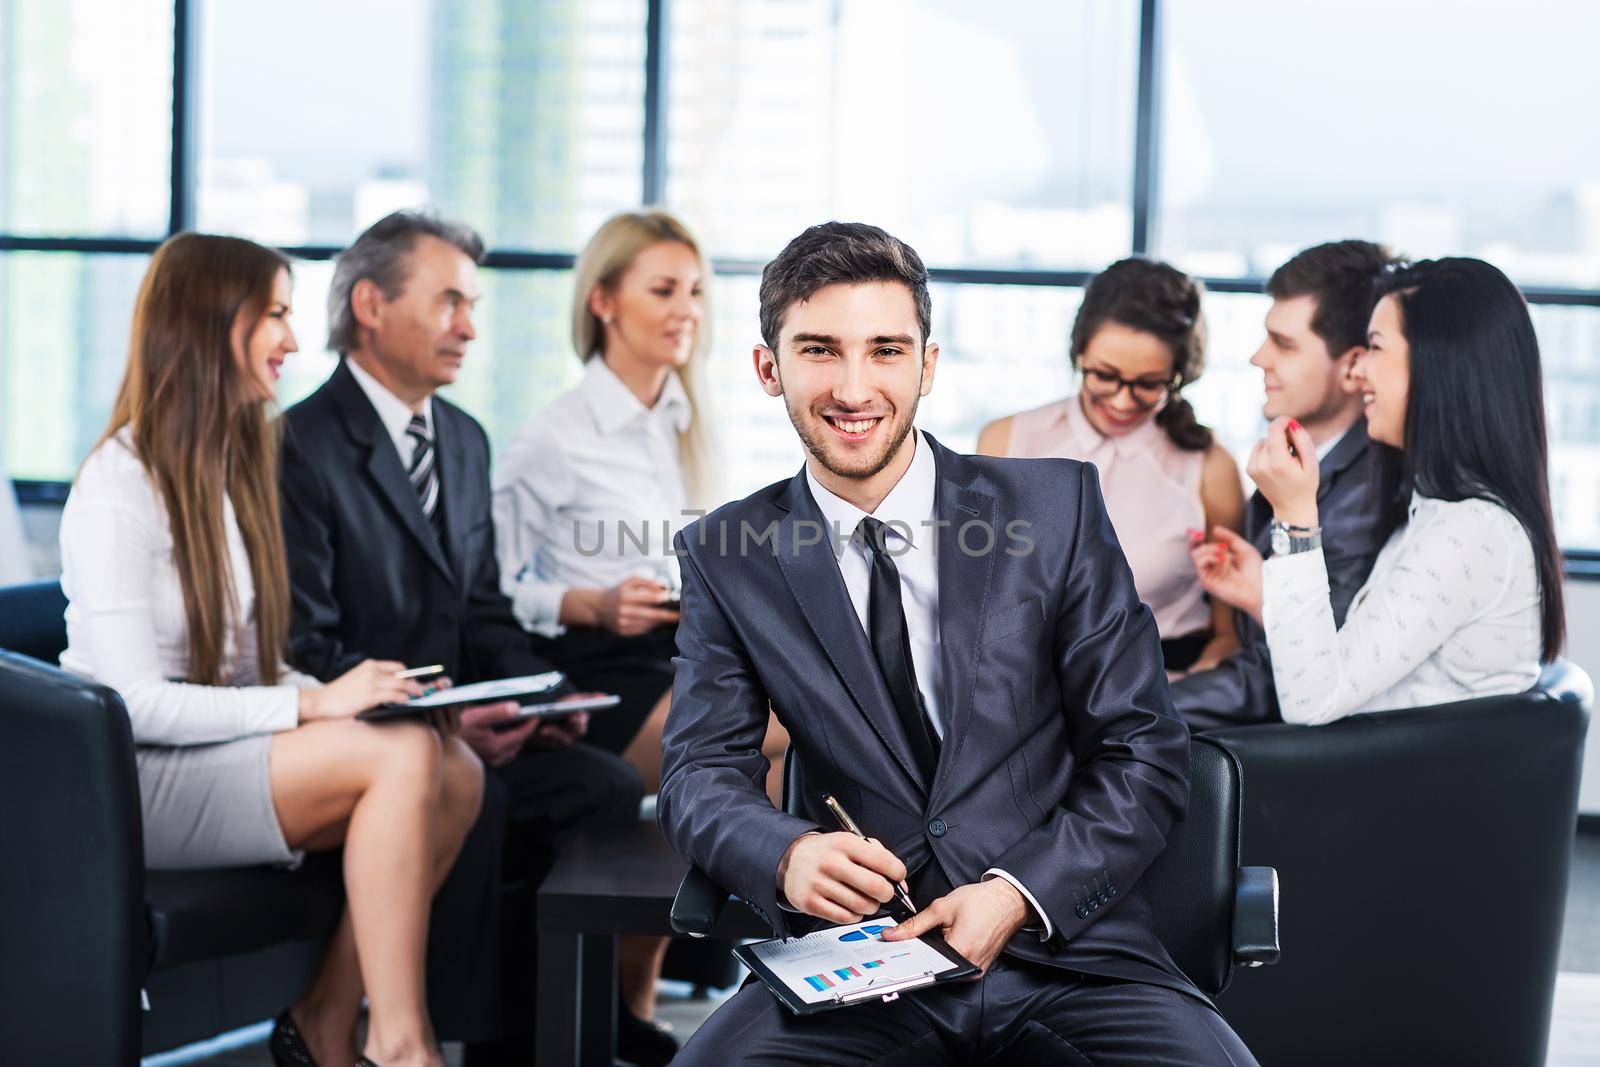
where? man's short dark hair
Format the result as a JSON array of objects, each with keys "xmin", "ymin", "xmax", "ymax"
[
  {"xmin": 327, "ymin": 209, "xmax": 486, "ymax": 354},
  {"xmin": 1266, "ymin": 239, "xmax": 1399, "ymax": 358},
  {"xmin": 758, "ymin": 222, "xmax": 932, "ymax": 351}
]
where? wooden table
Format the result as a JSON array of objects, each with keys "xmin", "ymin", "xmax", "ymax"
[{"xmin": 536, "ymin": 820, "xmax": 766, "ymax": 1066}]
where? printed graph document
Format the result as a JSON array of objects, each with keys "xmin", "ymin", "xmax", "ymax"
[{"xmin": 734, "ymin": 918, "xmax": 977, "ymax": 1015}]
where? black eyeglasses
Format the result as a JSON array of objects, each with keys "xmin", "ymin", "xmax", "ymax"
[{"xmin": 1080, "ymin": 366, "xmax": 1180, "ymax": 408}]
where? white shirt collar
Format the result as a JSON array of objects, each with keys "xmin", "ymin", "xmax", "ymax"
[
  {"xmin": 805, "ymin": 429, "xmax": 937, "ymax": 556},
  {"xmin": 1314, "ymin": 427, "xmax": 1348, "ymax": 462},
  {"xmin": 346, "ymin": 356, "xmax": 434, "ymax": 450},
  {"xmin": 580, "ymin": 356, "xmax": 691, "ymax": 437}
]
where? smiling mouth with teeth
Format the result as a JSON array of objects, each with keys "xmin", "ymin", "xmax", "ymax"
[{"xmin": 825, "ymin": 414, "xmax": 883, "ymax": 435}]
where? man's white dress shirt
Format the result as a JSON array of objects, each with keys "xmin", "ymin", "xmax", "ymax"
[
  {"xmin": 346, "ymin": 356, "xmax": 435, "ymax": 468},
  {"xmin": 804, "ymin": 430, "xmax": 1054, "ymax": 937}
]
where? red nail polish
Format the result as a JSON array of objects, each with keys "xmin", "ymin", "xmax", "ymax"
[{"xmin": 1288, "ymin": 419, "xmax": 1302, "ymax": 432}]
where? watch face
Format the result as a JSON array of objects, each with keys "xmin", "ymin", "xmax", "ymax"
[{"xmin": 1270, "ymin": 524, "xmax": 1289, "ymax": 558}]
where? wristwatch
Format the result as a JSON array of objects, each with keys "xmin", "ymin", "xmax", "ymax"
[{"xmin": 1270, "ymin": 520, "xmax": 1322, "ymax": 557}]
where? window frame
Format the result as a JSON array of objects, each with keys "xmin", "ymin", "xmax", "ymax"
[{"xmin": 4, "ymin": 0, "xmax": 1599, "ymax": 570}]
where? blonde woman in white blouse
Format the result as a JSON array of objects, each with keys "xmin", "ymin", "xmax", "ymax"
[
  {"xmin": 494, "ymin": 211, "xmax": 788, "ymax": 1049},
  {"xmin": 1192, "ymin": 258, "xmax": 1563, "ymax": 726},
  {"xmin": 495, "ymin": 210, "xmax": 725, "ymax": 786},
  {"xmin": 60, "ymin": 235, "xmax": 481, "ymax": 1067}
]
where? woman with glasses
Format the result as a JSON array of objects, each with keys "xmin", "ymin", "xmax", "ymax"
[{"xmin": 978, "ymin": 257, "xmax": 1246, "ymax": 672}]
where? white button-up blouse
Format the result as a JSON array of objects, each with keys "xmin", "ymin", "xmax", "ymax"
[{"xmin": 493, "ymin": 357, "xmax": 693, "ymax": 638}]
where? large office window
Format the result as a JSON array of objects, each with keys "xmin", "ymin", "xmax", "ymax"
[
  {"xmin": 197, "ymin": 0, "xmax": 646, "ymax": 249},
  {"xmin": 0, "ymin": 0, "xmax": 173, "ymax": 237},
  {"xmin": 1157, "ymin": 0, "xmax": 1600, "ymax": 287},
  {"xmin": 0, "ymin": 253, "xmax": 150, "ymax": 480},
  {"xmin": 666, "ymin": 0, "xmax": 1136, "ymax": 268},
  {"xmin": 3, "ymin": 1, "xmax": 1599, "ymax": 558}
]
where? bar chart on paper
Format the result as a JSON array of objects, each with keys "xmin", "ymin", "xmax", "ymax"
[
  {"xmin": 803, "ymin": 959, "xmax": 888, "ymax": 991},
  {"xmin": 747, "ymin": 918, "xmax": 960, "ymax": 1005}
]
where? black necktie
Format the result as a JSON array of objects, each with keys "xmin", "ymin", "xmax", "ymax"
[
  {"xmin": 858, "ymin": 516, "xmax": 940, "ymax": 784},
  {"xmin": 406, "ymin": 413, "xmax": 444, "ymax": 543}
]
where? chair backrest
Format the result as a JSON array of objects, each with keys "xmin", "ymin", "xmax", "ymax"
[
  {"xmin": 1207, "ymin": 660, "xmax": 1592, "ymax": 1067},
  {"xmin": 0, "ymin": 650, "xmax": 145, "ymax": 1063},
  {"xmin": 1141, "ymin": 737, "xmax": 1244, "ymax": 996},
  {"xmin": 782, "ymin": 735, "xmax": 1244, "ymax": 997},
  {"xmin": 0, "ymin": 578, "xmax": 69, "ymax": 664}
]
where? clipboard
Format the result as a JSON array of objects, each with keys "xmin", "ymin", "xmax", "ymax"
[
  {"xmin": 356, "ymin": 671, "xmax": 566, "ymax": 721},
  {"xmin": 733, "ymin": 918, "xmax": 978, "ymax": 1015}
]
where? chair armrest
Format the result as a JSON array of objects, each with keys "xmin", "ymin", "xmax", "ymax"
[
  {"xmin": 670, "ymin": 867, "xmax": 732, "ymax": 938},
  {"xmin": 1232, "ymin": 866, "xmax": 1280, "ymax": 967}
]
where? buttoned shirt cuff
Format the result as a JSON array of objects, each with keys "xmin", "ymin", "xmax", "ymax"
[
  {"xmin": 983, "ymin": 868, "xmax": 1053, "ymax": 940},
  {"xmin": 510, "ymin": 575, "xmax": 569, "ymax": 639}
]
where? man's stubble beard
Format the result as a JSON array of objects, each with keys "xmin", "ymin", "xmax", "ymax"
[{"xmin": 781, "ymin": 375, "xmax": 923, "ymax": 483}]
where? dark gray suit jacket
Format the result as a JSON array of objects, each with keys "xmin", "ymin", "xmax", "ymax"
[
  {"xmin": 1169, "ymin": 418, "xmax": 1388, "ymax": 732},
  {"xmin": 658, "ymin": 434, "xmax": 1199, "ymax": 998}
]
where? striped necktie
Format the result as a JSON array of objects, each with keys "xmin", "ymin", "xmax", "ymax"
[{"xmin": 406, "ymin": 413, "xmax": 443, "ymax": 541}]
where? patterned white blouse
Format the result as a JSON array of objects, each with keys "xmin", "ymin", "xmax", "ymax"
[{"xmin": 1262, "ymin": 492, "xmax": 1542, "ymax": 725}]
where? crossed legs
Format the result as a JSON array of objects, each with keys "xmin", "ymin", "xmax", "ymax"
[{"xmin": 269, "ymin": 719, "xmax": 484, "ymax": 1067}]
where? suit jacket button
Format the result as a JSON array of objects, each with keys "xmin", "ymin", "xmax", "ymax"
[
  {"xmin": 927, "ymin": 818, "xmax": 947, "ymax": 838},
  {"xmin": 1076, "ymin": 905, "xmax": 1090, "ymax": 919}
]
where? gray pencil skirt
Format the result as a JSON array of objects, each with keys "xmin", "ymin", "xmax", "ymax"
[{"xmin": 135, "ymin": 734, "xmax": 304, "ymax": 870}]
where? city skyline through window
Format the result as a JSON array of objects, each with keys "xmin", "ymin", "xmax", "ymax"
[{"xmin": 2, "ymin": 0, "xmax": 1598, "ymax": 553}]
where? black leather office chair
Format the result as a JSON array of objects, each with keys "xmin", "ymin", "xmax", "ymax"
[
  {"xmin": 1206, "ymin": 660, "xmax": 1592, "ymax": 1067},
  {"xmin": 0, "ymin": 581, "xmax": 343, "ymax": 1059},
  {"xmin": 670, "ymin": 737, "xmax": 1282, "ymax": 999}
]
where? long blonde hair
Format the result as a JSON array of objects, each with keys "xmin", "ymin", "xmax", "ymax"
[
  {"xmin": 571, "ymin": 210, "xmax": 716, "ymax": 506},
  {"xmin": 94, "ymin": 233, "xmax": 292, "ymax": 686}
]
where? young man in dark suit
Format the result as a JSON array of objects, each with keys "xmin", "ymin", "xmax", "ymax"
[
  {"xmin": 279, "ymin": 211, "xmax": 652, "ymax": 1065},
  {"xmin": 1171, "ymin": 240, "xmax": 1398, "ymax": 732},
  {"xmin": 658, "ymin": 222, "xmax": 1256, "ymax": 1064}
]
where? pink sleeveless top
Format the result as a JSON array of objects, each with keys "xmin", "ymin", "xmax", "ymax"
[{"xmin": 1008, "ymin": 395, "xmax": 1210, "ymax": 640}]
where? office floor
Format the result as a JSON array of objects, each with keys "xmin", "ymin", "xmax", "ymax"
[{"xmin": 155, "ymin": 832, "xmax": 1600, "ymax": 1067}]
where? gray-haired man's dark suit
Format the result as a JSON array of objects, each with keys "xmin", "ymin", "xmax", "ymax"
[
  {"xmin": 658, "ymin": 434, "xmax": 1253, "ymax": 1065},
  {"xmin": 1170, "ymin": 418, "xmax": 1388, "ymax": 732}
]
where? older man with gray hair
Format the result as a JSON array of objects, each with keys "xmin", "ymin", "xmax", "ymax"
[{"xmin": 280, "ymin": 210, "xmax": 648, "ymax": 1065}]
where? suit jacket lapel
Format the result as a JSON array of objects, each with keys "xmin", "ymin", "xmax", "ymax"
[
  {"xmin": 927, "ymin": 439, "xmax": 995, "ymax": 798},
  {"xmin": 1318, "ymin": 416, "xmax": 1372, "ymax": 496},
  {"xmin": 771, "ymin": 474, "xmax": 928, "ymax": 794},
  {"xmin": 330, "ymin": 361, "xmax": 456, "ymax": 585},
  {"xmin": 434, "ymin": 408, "xmax": 472, "ymax": 586}
]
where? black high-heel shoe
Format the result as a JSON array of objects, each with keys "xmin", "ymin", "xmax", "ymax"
[{"xmin": 268, "ymin": 1010, "xmax": 319, "ymax": 1066}]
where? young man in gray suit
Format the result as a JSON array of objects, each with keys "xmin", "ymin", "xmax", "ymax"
[
  {"xmin": 1171, "ymin": 240, "xmax": 1399, "ymax": 733},
  {"xmin": 659, "ymin": 222, "xmax": 1255, "ymax": 1064}
]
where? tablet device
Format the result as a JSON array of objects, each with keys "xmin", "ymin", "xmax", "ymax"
[
  {"xmin": 357, "ymin": 671, "xmax": 566, "ymax": 721},
  {"xmin": 515, "ymin": 693, "xmax": 622, "ymax": 718},
  {"xmin": 734, "ymin": 917, "xmax": 977, "ymax": 1015}
]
